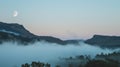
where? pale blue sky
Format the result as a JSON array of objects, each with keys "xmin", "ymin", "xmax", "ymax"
[{"xmin": 0, "ymin": 0, "xmax": 120, "ymax": 39}]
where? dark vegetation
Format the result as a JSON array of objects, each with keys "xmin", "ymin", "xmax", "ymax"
[
  {"xmin": 85, "ymin": 60, "xmax": 119, "ymax": 67},
  {"xmin": 85, "ymin": 52, "xmax": 120, "ymax": 67},
  {"xmin": 21, "ymin": 52, "xmax": 120, "ymax": 67},
  {"xmin": 21, "ymin": 61, "xmax": 50, "ymax": 67},
  {"xmin": 21, "ymin": 60, "xmax": 119, "ymax": 67},
  {"xmin": 95, "ymin": 52, "xmax": 120, "ymax": 62}
]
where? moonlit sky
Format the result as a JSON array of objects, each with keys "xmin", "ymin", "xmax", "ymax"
[{"xmin": 0, "ymin": 0, "xmax": 120, "ymax": 39}]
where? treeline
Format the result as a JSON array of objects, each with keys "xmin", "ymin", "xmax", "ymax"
[
  {"xmin": 21, "ymin": 60, "xmax": 120, "ymax": 67},
  {"xmin": 21, "ymin": 52, "xmax": 120, "ymax": 67},
  {"xmin": 21, "ymin": 61, "xmax": 50, "ymax": 67}
]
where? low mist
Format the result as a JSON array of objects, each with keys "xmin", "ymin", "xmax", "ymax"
[{"xmin": 0, "ymin": 41, "xmax": 119, "ymax": 67}]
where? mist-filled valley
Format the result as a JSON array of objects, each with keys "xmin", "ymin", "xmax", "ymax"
[
  {"xmin": 1, "ymin": 0, "xmax": 120, "ymax": 67},
  {"xmin": 0, "ymin": 41, "xmax": 120, "ymax": 67}
]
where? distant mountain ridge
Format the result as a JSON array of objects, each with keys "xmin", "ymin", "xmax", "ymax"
[
  {"xmin": 0, "ymin": 22, "xmax": 79, "ymax": 45},
  {"xmin": 1, "ymin": 22, "xmax": 120, "ymax": 47},
  {"xmin": 0, "ymin": 22, "xmax": 35, "ymax": 38},
  {"xmin": 85, "ymin": 35, "xmax": 120, "ymax": 48}
]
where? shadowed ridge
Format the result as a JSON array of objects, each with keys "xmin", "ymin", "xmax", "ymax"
[
  {"xmin": 0, "ymin": 22, "xmax": 79, "ymax": 45},
  {"xmin": 0, "ymin": 22, "xmax": 35, "ymax": 38},
  {"xmin": 85, "ymin": 35, "xmax": 120, "ymax": 48}
]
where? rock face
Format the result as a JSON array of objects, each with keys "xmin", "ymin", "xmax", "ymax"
[
  {"xmin": 85, "ymin": 35, "xmax": 120, "ymax": 48},
  {"xmin": 0, "ymin": 22, "xmax": 79, "ymax": 45}
]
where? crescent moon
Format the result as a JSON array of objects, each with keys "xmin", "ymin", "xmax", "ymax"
[{"xmin": 13, "ymin": 11, "xmax": 18, "ymax": 17}]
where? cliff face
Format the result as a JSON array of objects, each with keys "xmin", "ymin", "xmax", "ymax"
[{"xmin": 85, "ymin": 35, "xmax": 120, "ymax": 48}]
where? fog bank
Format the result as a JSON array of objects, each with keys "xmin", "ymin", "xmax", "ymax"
[{"xmin": 0, "ymin": 41, "xmax": 119, "ymax": 67}]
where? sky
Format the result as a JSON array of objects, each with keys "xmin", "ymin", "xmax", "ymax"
[{"xmin": 0, "ymin": 0, "xmax": 120, "ymax": 40}]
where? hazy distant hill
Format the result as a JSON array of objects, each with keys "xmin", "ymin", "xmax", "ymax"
[
  {"xmin": 0, "ymin": 22, "xmax": 79, "ymax": 45},
  {"xmin": 85, "ymin": 35, "xmax": 120, "ymax": 48}
]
